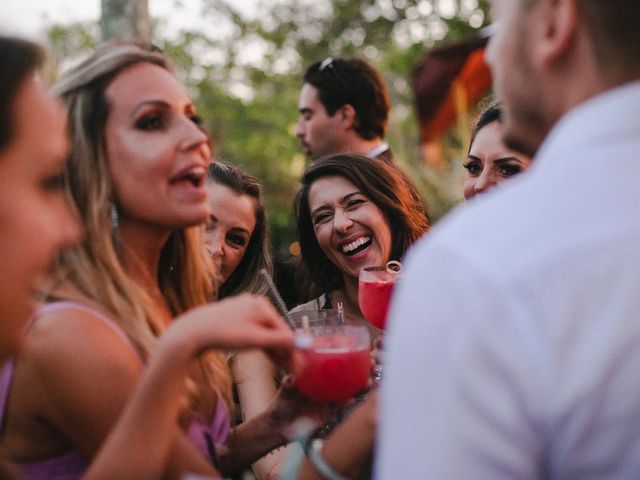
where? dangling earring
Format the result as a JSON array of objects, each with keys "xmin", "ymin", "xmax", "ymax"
[
  {"xmin": 110, "ymin": 202, "xmax": 122, "ymax": 251},
  {"xmin": 110, "ymin": 203, "xmax": 119, "ymax": 231}
]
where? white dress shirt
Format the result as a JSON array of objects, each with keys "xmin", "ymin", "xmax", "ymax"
[{"xmin": 376, "ymin": 81, "xmax": 640, "ymax": 479}]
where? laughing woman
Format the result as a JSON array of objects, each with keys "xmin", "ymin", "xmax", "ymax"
[{"xmin": 292, "ymin": 153, "xmax": 429, "ymax": 333}]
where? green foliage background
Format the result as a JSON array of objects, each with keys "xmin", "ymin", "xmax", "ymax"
[{"xmin": 44, "ymin": 0, "xmax": 490, "ymax": 254}]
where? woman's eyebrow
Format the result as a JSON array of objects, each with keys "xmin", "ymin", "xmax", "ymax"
[
  {"xmin": 493, "ymin": 156, "xmax": 522, "ymax": 165},
  {"xmin": 129, "ymin": 99, "xmax": 170, "ymax": 119}
]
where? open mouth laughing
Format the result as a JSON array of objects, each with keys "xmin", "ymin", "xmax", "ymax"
[{"xmin": 341, "ymin": 235, "xmax": 372, "ymax": 256}]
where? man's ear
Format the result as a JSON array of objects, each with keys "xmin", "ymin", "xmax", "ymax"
[
  {"xmin": 338, "ymin": 103, "xmax": 357, "ymax": 130},
  {"xmin": 533, "ymin": 0, "xmax": 578, "ymax": 68}
]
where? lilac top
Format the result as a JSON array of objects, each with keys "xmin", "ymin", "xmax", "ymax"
[{"xmin": 0, "ymin": 301, "xmax": 230, "ymax": 479}]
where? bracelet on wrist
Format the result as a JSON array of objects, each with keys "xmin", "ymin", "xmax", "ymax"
[{"xmin": 306, "ymin": 439, "xmax": 349, "ymax": 480}]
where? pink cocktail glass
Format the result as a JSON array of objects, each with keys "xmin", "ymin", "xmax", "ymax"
[
  {"xmin": 358, "ymin": 263, "xmax": 400, "ymax": 330},
  {"xmin": 294, "ymin": 325, "xmax": 371, "ymax": 405}
]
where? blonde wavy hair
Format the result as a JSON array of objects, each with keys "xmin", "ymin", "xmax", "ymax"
[{"xmin": 50, "ymin": 42, "xmax": 232, "ymax": 411}]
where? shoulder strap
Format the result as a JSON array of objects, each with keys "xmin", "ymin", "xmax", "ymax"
[
  {"xmin": 33, "ymin": 301, "xmax": 144, "ymax": 360},
  {"xmin": 0, "ymin": 360, "xmax": 15, "ymax": 436}
]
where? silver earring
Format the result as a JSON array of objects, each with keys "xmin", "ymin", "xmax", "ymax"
[
  {"xmin": 110, "ymin": 203, "xmax": 119, "ymax": 231},
  {"xmin": 110, "ymin": 203, "xmax": 122, "ymax": 252}
]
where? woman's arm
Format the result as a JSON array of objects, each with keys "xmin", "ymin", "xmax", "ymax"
[
  {"xmin": 231, "ymin": 349, "xmax": 296, "ymax": 479},
  {"xmin": 297, "ymin": 392, "xmax": 377, "ymax": 480},
  {"xmin": 85, "ymin": 294, "xmax": 296, "ymax": 479},
  {"xmin": 219, "ymin": 373, "xmax": 326, "ymax": 476},
  {"xmin": 17, "ymin": 307, "xmax": 216, "ymax": 479},
  {"xmin": 82, "ymin": 335, "xmax": 216, "ymax": 479}
]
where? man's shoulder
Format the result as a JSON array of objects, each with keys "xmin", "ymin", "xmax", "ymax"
[{"xmin": 412, "ymin": 176, "xmax": 557, "ymax": 280}]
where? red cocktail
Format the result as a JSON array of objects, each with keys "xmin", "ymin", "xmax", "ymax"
[
  {"xmin": 294, "ymin": 325, "xmax": 371, "ymax": 405},
  {"xmin": 358, "ymin": 264, "xmax": 400, "ymax": 329}
]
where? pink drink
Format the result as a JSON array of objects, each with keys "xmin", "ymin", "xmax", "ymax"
[
  {"xmin": 295, "ymin": 333, "xmax": 371, "ymax": 405},
  {"xmin": 358, "ymin": 278, "xmax": 395, "ymax": 329}
]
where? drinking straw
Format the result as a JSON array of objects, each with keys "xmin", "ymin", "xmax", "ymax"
[
  {"xmin": 260, "ymin": 269, "xmax": 296, "ymax": 329},
  {"xmin": 295, "ymin": 314, "xmax": 313, "ymax": 349},
  {"xmin": 301, "ymin": 315, "xmax": 311, "ymax": 334}
]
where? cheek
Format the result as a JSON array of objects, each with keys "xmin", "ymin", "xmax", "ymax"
[
  {"xmin": 0, "ymin": 204, "xmax": 48, "ymax": 339},
  {"xmin": 381, "ymin": 223, "xmax": 393, "ymax": 258},
  {"xmin": 220, "ymin": 248, "xmax": 245, "ymax": 282},
  {"xmin": 313, "ymin": 225, "xmax": 333, "ymax": 256},
  {"xmin": 494, "ymin": 175, "xmax": 509, "ymax": 187},
  {"xmin": 486, "ymin": 33, "xmax": 509, "ymax": 86},
  {"xmin": 227, "ymin": 250, "xmax": 245, "ymax": 273},
  {"xmin": 108, "ymin": 132, "xmax": 170, "ymax": 184}
]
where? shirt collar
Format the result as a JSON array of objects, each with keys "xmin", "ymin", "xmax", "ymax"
[
  {"xmin": 535, "ymin": 81, "xmax": 640, "ymax": 170},
  {"xmin": 366, "ymin": 142, "xmax": 389, "ymax": 159}
]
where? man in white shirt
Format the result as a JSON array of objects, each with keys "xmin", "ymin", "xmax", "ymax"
[
  {"xmin": 377, "ymin": 0, "xmax": 640, "ymax": 478},
  {"xmin": 295, "ymin": 57, "xmax": 393, "ymax": 162}
]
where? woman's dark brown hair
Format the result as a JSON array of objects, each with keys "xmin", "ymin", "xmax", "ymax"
[
  {"xmin": 207, "ymin": 161, "xmax": 273, "ymax": 298},
  {"xmin": 295, "ymin": 153, "xmax": 430, "ymax": 297},
  {"xmin": 0, "ymin": 36, "xmax": 44, "ymax": 153}
]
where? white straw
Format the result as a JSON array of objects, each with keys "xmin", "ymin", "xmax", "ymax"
[{"xmin": 260, "ymin": 269, "xmax": 295, "ymax": 329}]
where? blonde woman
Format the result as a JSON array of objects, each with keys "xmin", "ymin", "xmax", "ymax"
[{"xmin": 0, "ymin": 42, "xmax": 305, "ymax": 479}]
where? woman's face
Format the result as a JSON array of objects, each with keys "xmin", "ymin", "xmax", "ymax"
[
  {"xmin": 463, "ymin": 121, "xmax": 531, "ymax": 200},
  {"xmin": 0, "ymin": 75, "xmax": 81, "ymax": 358},
  {"xmin": 204, "ymin": 182, "xmax": 257, "ymax": 285},
  {"xmin": 104, "ymin": 62, "xmax": 211, "ymax": 231},
  {"xmin": 308, "ymin": 175, "xmax": 392, "ymax": 281}
]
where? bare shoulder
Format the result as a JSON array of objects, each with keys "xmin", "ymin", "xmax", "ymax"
[
  {"xmin": 20, "ymin": 302, "xmax": 143, "ymax": 382},
  {"xmin": 8, "ymin": 303, "xmax": 146, "ymax": 457}
]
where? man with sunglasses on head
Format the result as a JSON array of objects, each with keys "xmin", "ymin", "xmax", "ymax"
[{"xmin": 295, "ymin": 57, "xmax": 392, "ymax": 162}]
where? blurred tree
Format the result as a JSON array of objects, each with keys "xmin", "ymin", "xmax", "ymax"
[
  {"xmin": 43, "ymin": 0, "xmax": 490, "ymax": 253},
  {"xmin": 101, "ymin": 0, "xmax": 150, "ymax": 41}
]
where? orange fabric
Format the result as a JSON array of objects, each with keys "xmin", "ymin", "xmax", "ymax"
[{"xmin": 420, "ymin": 49, "xmax": 492, "ymax": 142}]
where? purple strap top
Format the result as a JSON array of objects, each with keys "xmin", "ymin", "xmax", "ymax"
[
  {"xmin": 0, "ymin": 301, "xmax": 231, "ymax": 479},
  {"xmin": 0, "ymin": 360, "xmax": 89, "ymax": 480}
]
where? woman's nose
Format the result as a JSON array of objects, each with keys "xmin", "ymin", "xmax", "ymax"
[
  {"xmin": 333, "ymin": 209, "xmax": 353, "ymax": 233},
  {"xmin": 180, "ymin": 117, "xmax": 210, "ymax": 153},
  {"xmin": 206, "ymin": 233, "xmax": 224, "ymax": 257},
  {"xmin": 474, "ymin": 170, "xmax": 497, "ymax": 195}
]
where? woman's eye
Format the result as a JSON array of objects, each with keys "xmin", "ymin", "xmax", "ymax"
[
  {"xmin": 498, "ymin": 164, "xmax": 523, "ymax": 177},
  {"xmin": 346, "ymin": 198, "xmax": 366, "ymax": 209},
  {"xmin": 135, "ymin": 114, "xmax": 166, "ymax": 131},
  {"xmin": 190, "ymin": 115, "xmax": 203, "ymax": 126},
  {"xmin": 463, "ymin": 161, "xmax": 482, "ymax": 176},
  {"xmin": 312, "ymin": 212, "xmax": 332, "ymax": 225},
  {"xmin": 227, "ymin": 234, "xmax": 247, "ymax": 248}
]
